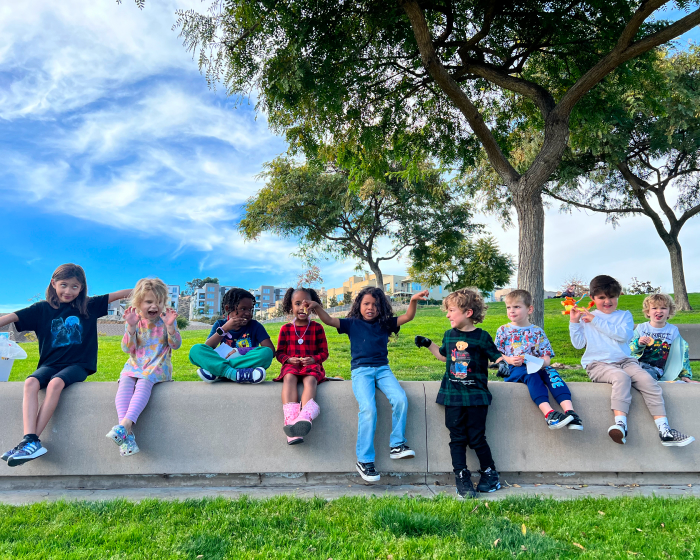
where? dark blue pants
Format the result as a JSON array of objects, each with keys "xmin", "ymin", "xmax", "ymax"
[{"xmin": 504, "ymin": 365, "xmax": 571, "ymax": 406}]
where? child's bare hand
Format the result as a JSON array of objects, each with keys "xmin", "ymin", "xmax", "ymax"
[
  {"xmin": 124, "ymin": 307, "xmax": 140, "ymax": 327},
  {"xmin": 681, "ymin": 377, "xmax": 700, "ymax": 383},
  {"xmin": 300, "ymin": 357, "xmax": 315, "ymax": 366},
  {"xmin": 580, "ymin": 309, "xmax": 595, "ymax": 323},
  {"xmin": 302, "ymin": 299, "xmax": 320, "ymax": 311},
  {"xmin": 569, "ymin": 308, "xmax": 582, "ymax": 323},
  {"xmin": 639, "ymin": 336, "xmax": 654, "ymax": 346},
  {"xmin": 163, "ymin": 308, "xmax": 178, "ymax": 326},
  {"xmin": 411, "ymin": 289, "xmax": 430, "ymax": 302},
  {"xmin": 509, "ymin": 356, "xmax": 524, "ymax": 366},
  {"xmin": 223, "ymin": 316, "xmax": 247, "ymax": 331},
  {"xmin": 287, "ymin": 357, "xmax": 301, "ymax": 365}
]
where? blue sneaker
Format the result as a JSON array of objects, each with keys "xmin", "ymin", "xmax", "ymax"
[
  {"xmin": 234, "ymin": 367, "xmax": 266, "ymax": 384},
  {"xmin": 7, "ymin": 439, "xmax": 47, "ymax": 467},
  {"xmin": 2, "ymin": 441, "xmax": 24, "ymax": 463},
  {"xmin": 106, "ymin": 424, "xmax": 128, "ymax": 446},
  {"xmin": 119, "ymin": 433, "xmax": 140, "ymax": 456},
  {"xmin": 197, "ymin": 368, "xmax": 221, "ymax": 383}
]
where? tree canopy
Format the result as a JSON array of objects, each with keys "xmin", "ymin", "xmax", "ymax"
[{"xmin": 239, "ymin": 147, "xmax": 477, "ymax": 289}]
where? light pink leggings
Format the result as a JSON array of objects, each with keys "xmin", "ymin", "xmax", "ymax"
[{"xmin": 115, "ymin": 375, "xmax": 155, "ymax": 424}]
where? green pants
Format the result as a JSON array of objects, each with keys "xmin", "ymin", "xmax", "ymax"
[{"xmin": 189, "ymin": 344, "xmax": 274, "ymax": 379}]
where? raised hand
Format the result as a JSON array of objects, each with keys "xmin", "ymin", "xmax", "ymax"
[
  {"xmin": 302, "ymin": 299, "xmax": 320, "ymax": 311},
  {"xmin": 163, "ymin": 308, "xmax": 178, "ymax": 326},
  {"xmin": 414, "ymin": 335, "xmax": 432, "ymax": 348},
  {"xmin": 411, "ymin": 289, "xmax": 430, "ymax": 302},
  {"xmin": 124, "ymin": 306, "xmax": 140, "ymax": 327},
  {"xmin": 223, "ymin": 315, "xmax": 247, "ymax": 331}
]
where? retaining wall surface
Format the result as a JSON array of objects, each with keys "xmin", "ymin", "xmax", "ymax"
[{"xmin": 0, "ymin": 382, "xmax": 698, "ymax": 479}]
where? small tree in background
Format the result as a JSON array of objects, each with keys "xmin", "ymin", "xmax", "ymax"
[
  {"xmin": 627, "ymin": 277, "xmax": 661, "ymax": 295},
  {"xmin": 185, "ymin": 277, "xmax": 219, "ymax": 295},
  {"xmin": 343, "ymin": 292, "xmax": 353, "ymax": 306},
  {"xmin": 297, "ymin": 265, "xmax": 323, "ymax": 288}
]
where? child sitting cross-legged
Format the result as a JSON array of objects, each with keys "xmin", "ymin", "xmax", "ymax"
[
  {"xmin": 495, "ymin": 289, "xmax": 583, "ymax": 430},
  {"xmin": 630, "ymin": 293, "xmax": 698, "ymax": 384},
  {"xmin": 415, "ymin": 288, "xmax": 504, "ymax": 499},
  {"xmin": 570, "ymin": 275, "xmax": 694, "ymax": 447}
]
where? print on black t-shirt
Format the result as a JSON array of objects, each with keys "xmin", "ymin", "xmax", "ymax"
[{"xmin": 52, "ymin": 316, "xmax": 83, "ymax": 347}]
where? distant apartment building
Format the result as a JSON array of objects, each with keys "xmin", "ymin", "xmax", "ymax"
[
  {"xmin": 189, "ymin": 283, "xmax": 236, "ymax": 319},
  {"xmin": 106, "ymin": 299, "xmax": 125, "ymax": 316},
  {"xmin": 167, "ymin": 285, "xmax": 180, "ymax": 311},
  {"xmin": 326, "ymin": 273, "xmax": 447, "ymax": 305}
]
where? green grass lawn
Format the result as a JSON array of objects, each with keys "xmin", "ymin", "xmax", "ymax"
[
  {"xmin": 9, "ymin": 294, "xmax": 700, "ymax": 383},
  {"xmin": 1, "ymin": 495, "xmax": 699, "ymax": 559}
]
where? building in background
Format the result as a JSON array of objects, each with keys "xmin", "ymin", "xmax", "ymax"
[
  {"xmin": 189, "ymin": 283, "xmax": 236, "ymax": 320},
  {"xmin": 167, "ymin": 285, "xmax": 180, "ymax": 311},
  {"xmin": 326, "ymin": 273, "xmax": 446, "ymax": 305}
]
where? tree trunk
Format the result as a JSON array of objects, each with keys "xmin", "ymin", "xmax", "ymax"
[
  {"xmin": 367, "ymin": 259, "xmax": 385, "ymax": 293},
  {"xmin": 513, "ymin": 187, "xmax": 546, "ymax": 327},
  {"xmin": 665, "ymin": 237, "xmax": 692, "ymax": 311}
]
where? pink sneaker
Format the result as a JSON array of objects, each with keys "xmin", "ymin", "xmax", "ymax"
[
  {"xmin": 286, "ymin": 399, "xmax": 320, "ymax": 438},
  {"xmin": 283, "ymin": 402, "xmax": 303, "ymax": 445}
]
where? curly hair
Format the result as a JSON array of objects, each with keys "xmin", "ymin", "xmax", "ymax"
[
  {"xmin": 443, "ymin": 288, "xmax": 487, "ymax": 324},
  {"xmin": 130, "ymin": 278, "xmax": 168, "ymax": 310},
  {"xmin": 347, "ymin": 287, "xmax": 394, "ymax": 331},
  {"xmin": 46, "ymin": 263, "xmax": 89, "ymax": 317},
  {"xmin": 589, "ymin": 275, "xmax": 622, "ymax": 298},
  {"xmin": 221, "ymin": 287, "xmax": 255, "ymax": 315},
  {"xmin": 282, "ymin": 287, "xmax": 322, "ymax": 314},
  {"xmin": 643, "ymin": 293, "xmax": 676, "ymax": 319}
]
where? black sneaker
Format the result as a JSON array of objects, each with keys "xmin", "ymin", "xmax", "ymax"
[
  {"xmin": 546, "ymin": 410, "xmax": 574, "ymax": 430},
  {"xmin": 476, "ymin": 467, "xmax": 501, "ymax": 493},
  {"xmin": 608, "ymin": 422, "xmax": 627, "ymax": 444},
  {"xmin": 455, "ymin": 468, "xmax": 477, "ymax": 499},
  {"xmin": 1, "ymin": 441, "xmax": 24, "ymax": 463},
  {"xmin": 356, "ymin": 461, "xmax": 380, "ymax": 482},
  {"xmin": 390, "ymin": 444, "xmax": 416, "ymax": 459},
  {"xmin": 566, "ymin": 411, "xmax": 584, "ymax": 431},
  {"xmin": 660, "ymin": 428, "xmax": 695, "ymax": 447}
]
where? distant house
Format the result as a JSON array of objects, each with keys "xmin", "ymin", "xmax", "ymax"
[{"xmin": 325, "ymin": 273, "xmax": 446, "ymax": 305}]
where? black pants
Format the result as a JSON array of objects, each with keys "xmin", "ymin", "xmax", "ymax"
[{"xmin": 444, "ymin": 405, "xmax": 494, "ymax": 473}]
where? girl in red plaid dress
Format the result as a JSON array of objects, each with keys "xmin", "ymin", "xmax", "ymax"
[{"xmin": 274, "ymin": 287, "xmax": 329, "ymax": 444}]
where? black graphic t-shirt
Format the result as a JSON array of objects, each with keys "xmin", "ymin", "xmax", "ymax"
[{"xmin": 14, "ymin": 295, "xmax": 110, "ymax": 373}]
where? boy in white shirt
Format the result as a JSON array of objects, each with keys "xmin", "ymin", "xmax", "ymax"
[
  {"xmin": 569, "ymin": 275, "xmax": 694, "ymax": 447},
  {"xmin": 630, "ymin": 293, "xmax": 697, "ymax": 383}
]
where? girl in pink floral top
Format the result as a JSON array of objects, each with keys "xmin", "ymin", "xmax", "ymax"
[{"xmin": 106, "ymin": 278, "xmax": 182, "ymax": 456}]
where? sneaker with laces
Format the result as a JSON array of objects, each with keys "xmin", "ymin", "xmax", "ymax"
[
  {"xmin": 390, "ymin": 444, "xmax": 416, "ymax": 459},
  {"xmin": 608, "ymin": 422, "xmax": 627, "ymax": 444},
  {"xmin": 7, "ymin": 439, "xmax": 47, "ymax": 467},
  {"xmin": 476, "ymin": 467, "xmax": 501, "ymax": 493},
  {"xmin": 356, "ymin": 461, "xmax": 380, "ymax": 482},
  {"xmin": 197, "ymin": 368, "xmax": 221, "ymax": 383},
  {"xmin": 455, "ymin": 468, "xmax": 477, "ymax": 499},
  {"xmin": 119, "ymin": 433, "xmax": 140, "ymax": 456},
  {"xmin": 546, "ymin": 410, "xmax": 574, "ymax": 430},
  {"xmin": 235, "ymin": 367, "xmax": 266, "ymax": 384},
  {"xmin": 1, "ymin": 441, "xmax": 24, "ymax": 463},
  {"xmin": 566, "ymin": 411, "xmax": 584, "ymax": 430},
  {"xmin": 106, "ymin": 424, "xmax": 128, "ymax": 446},
  {"xmin": 660, "ymin": 428, "xmax": 695, "ymax": 447}
]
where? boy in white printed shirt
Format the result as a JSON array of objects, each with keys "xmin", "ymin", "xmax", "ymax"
[{"xmin": 569, "ymin": 275, "xmax": 694, "ymax": 447}]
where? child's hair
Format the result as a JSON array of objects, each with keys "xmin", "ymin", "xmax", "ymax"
[
  {"xmin": 46, "ymin": 263, "xmax": 89, "ymax": 317},
  {"xmin": 130, "ymin": 278, "xmax": 168, "ymax": 310},
  {"xmin": 442, "ymin": 288, "xmax": 487, "ymax": 324},
  {"xmin": 282, "ymin": 287, "xmax": 322, "ymax": 314},
  {"xmin": 504, "ymin": 289, "xmax": 532, "ymax": 307},
  {"xmin": 589, "ymin": 275, "xmax": 622, "ymax": 298},
  {"xmin": 643, "ymin": 293, "xmax": 676, "ymax": 319},
  {"xmin": 347, "ymin": 287, "xmax": 394, "ymax": 331},
  {"xmin": 221, "ymin": 288, "xmax": 256, "ymax": 315}
]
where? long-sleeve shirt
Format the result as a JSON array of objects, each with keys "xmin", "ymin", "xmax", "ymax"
[
  {"xmin": 275, "ymin": 320, "xmax": 329, "ymax": 368},
  {"xmin": 569, "ymin": 309, "xmax": 634, "ymax": 367},
  {"xmin": 121, "ymin": 318, "xmax": 182, "ymax": 383},
  {"xmin": 630, "ymin": 322, "xmax": 692, "ymax": 379}
]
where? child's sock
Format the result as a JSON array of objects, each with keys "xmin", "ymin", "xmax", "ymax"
[
  {"xmin": 23, "ymin": 434, "xmax": 39, "ymax": 442},
  {"xmin": 654, "ymin": 417, "xmax": 670, "ymax": 432},
  {"xmin": 614, "ymin": 415, "xmax": 627, "ymax": 428}
]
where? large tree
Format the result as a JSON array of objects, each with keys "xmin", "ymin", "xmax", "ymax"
[
  {"xmin": 409, "ymin": 235, "xmax": 514, "ymax": 294},
  {"xmin": 170, "ymin": 0, "xmax": 700, "ymax": 326},
  {"xmin": 545, "ymin": 47, "xmax": 700, "ymax": 310},
  {"xmin": 239, "ymin": 149, "xmax": 476, "ymax": 289}
]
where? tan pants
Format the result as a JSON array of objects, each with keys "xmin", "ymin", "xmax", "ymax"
[{"xmin": 586, "ymin": 358, "xmax": 666, "ymax": 416}]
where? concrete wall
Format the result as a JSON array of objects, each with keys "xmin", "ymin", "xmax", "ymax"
[
  {"xmin": 0, "ymin": 382, "xmax": 698, "ymax": 482},
  {"xmin": 678, "ymin": 324, "xmax": 700, "ymax": 360}
]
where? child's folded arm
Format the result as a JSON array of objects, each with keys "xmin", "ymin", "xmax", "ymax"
[
  {"xmin": 590, "ymin": 312, "xmax": 634, "ymax": 342},
  {"xmin": 569, "ymin": 323, "xmax": 587, "ymax": 349}
]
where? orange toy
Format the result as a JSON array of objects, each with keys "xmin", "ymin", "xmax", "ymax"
[{"xmin": 561, "ymin": 295, "xmax": 595, "ymax": 315}]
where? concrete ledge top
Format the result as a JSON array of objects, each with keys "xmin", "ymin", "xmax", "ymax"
[{"xmin": 0, "ymin": 381, "xmax": 698, "ymax": 478}]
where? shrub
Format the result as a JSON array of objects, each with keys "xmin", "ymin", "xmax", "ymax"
[{"xmin": 176, "ymin": 315, "xmax": 189, "ymax": 330}]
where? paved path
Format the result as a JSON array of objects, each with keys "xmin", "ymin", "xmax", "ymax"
[{"xmin": 0, "ymin": 483, "xmax": 697, "ymax": 505}]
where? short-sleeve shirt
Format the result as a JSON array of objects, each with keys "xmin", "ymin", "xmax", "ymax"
[
  {"xmin": 495, "ymin": 324, "xmax": 555, "ymax": 358},
  {"xmin": 437, "ymin": 328, "xmax": 503, "ymax": 406},
  {"xmin": 209, "ymin": 319, "xmax": 270, "ymax": 349},
  {"xmin": 14, "ymin": 295, "xmax": 110, "ymax": 374},
  {"xmin": 337, "ymin": 317, "xmax": 400, "ymax": 370}
]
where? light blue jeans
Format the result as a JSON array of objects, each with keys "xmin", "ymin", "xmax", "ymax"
[{"xmin": 351, "ymin": 365, "xmax": 408, "ymax": 463}]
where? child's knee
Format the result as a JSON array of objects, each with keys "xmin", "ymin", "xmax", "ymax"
[
  {"xmin": 24, "ymin": 377, "xmax": 40, "ymax": 391},
  {"xmin": 389, "ymin": 391, "xmax": 408, "ymax": 412},
  {"xmin": 46, "ymin": 377, "xmax": 65, "ymax": 392}
]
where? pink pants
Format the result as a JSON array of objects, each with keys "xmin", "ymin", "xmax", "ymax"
[{"xmin": 115, "ymin": 374, "xmax": 155, "ymax": 424}]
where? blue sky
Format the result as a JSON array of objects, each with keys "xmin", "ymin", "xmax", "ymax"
[{"xmin": 1, "ymin": 1, "xmax": 700, "ymax": 312}]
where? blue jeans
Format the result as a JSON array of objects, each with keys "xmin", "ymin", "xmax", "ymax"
[
  {"xmin": 504, "ymin": 364, "xmax": 572, "ymax": 406},
  {"xmin": 351, "ymin": 365, "xmax": 408, "ymax": 463}
]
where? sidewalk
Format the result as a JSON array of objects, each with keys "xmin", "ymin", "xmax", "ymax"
[{"xmin": 1, "ymin": 482, "xmax": 697, "ymax": 505}]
